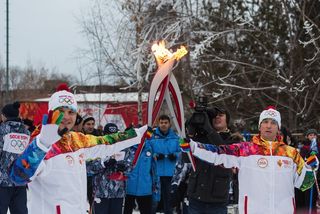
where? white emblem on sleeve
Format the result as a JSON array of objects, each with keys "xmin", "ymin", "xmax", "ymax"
[
  {"xmin": 257, "ymin": 158, "xmax": 268, "ymax": 168},
  {"xmin": 3, "ymin": 133, "xmax": 30, "ymax": 154}
]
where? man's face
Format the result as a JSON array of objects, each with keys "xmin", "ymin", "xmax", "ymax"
[
  {"xmin": 83, "ymin": 120, "xmax": 95, "ymax": 134},
  {"xmin": 159, "ymin": 119, "xmax": 170, "ymax": 133},
  {"xmin": 307, "ymin": 133, "xmax": 317, "ymax": 141},
  {"xmin": 259, "ymin": 119, "xmax": 278, "ymax": 141},
  {"xmin": 58, "ymin": 107, "xmax": 77, "ymax": 132},
  {"xmin": 212, "ymin": 113, "xmax": 228, "ymax": 132}
]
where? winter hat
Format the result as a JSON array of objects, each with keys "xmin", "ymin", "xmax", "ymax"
[
  {"xmin": 1, "ymin": 101, "xmax": 20, "ymax": 118},
  {"xmin": 83, "ymin": 115, "xmax": 95, "ymax": 125},
  {"xmin": 305, "ymin": 129, "xmax": 317, "ymax": 137},
  {"xmin": 258, "ymin": 106, "xmax": 281, "ymax": 129},
  {"xmin": 104, "ymin": 123, "xmax": 119, "ymax": 134},
  {"xmin": 48, "ymin": 83, "xmax": 77, "ymax": 112}
]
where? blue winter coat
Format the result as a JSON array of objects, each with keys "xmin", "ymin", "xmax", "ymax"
[
  {"xmin": 149, "ymin": 127, "xmax": 180, "ymax": 177},
  {"xmin": 126, "ymin": 141, "xmax": 160, "ymax": 200}
]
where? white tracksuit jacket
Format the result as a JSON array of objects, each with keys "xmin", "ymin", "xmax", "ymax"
[
  {"xmin": 191, "ymin": 135, "xmax": 315, "ymax": 214},
  {"xmin": 10, "ymin": 128, "xmax": 145, "ymax": 214}
]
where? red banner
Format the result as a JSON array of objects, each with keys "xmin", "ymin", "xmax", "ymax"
[{"xmin": 19, "ymin": 102, "xmax": 148, "ymax": 129}]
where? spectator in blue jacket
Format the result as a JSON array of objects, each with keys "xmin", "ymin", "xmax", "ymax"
[
  {"xmin": 150, "ymin": 115, "xmax": 180, "ymax": 214},
  {"xmin": 124, "ymin": 140, "xmax": 160, "ymax": 214},
  {"xmin": 0, "ymin": 102, "xmax": 30, "ymax": 214}
]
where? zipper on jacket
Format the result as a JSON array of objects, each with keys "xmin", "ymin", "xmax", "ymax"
[
  {"xmin": 292, "ymin": 197, "xmax": 296, "ymax": 214},
  {"xmin": 56, "ymin": 205, "xmax": 61, "ymax": 214},
  {"xmin": 269, "ymin": 141, "xmax": 275, "ymax": 213},
  {"xmin": 244, "ymin": 195, "xmax": 248, "ymax": 214}
]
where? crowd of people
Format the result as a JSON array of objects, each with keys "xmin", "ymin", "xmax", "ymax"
[{"xmin": 0, "ymin": 84, "xmax": 319, "ymax": 214}]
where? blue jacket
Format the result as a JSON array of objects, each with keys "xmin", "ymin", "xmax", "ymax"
[
  {"xmin": 126, "ymin": 141, "xmax": 160, "ymax": 200},
  {"xmin": 149, "ymin": 127, "xmax": 180, "ymax": 177},
  {"xmin": 0, "ymin": 118, "xmax": 30, "ymax": 186}
]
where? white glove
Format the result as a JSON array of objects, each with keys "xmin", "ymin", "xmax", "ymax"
[
  {"xmin": 134, "ymin": 125, "xmax": 148, "ymax": 139},
  {"xmin": 38, "ymin": 110, "xmax": 64, "ymax": 148},
  {"xmin": 190, "ymin": 139, "xmax": 196, "ymax": 153}
]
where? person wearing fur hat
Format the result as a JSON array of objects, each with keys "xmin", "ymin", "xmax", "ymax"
[
  {"xmin": 0, "ymin": 101, "xmax": 30, "ymax": 214},
  {"xmin": 180, "ymin": 106, "xmax": 317, "ymax": 214},
  {"xmin": 9, "ymin": 84, "xmax": 148, "ymax": 214}
]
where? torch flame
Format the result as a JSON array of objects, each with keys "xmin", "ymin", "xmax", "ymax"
[{"xmin": 151, "ymin": 40, "xmax": 188, "ymax": 65}]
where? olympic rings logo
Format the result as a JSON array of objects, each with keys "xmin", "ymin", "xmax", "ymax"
[
  {"xmin": 264, "ymin": 111, "xmax": 277, "ymax": 117},
  {"xmin": 10, "ymin": 140, "xmax": 27, "ymax": 151},
  {"xmin": 59, "ymin": 97, "xmax": 74, "ymax": 105},
  {"xmin": 109, "ymin": 127, "xmax": 117, "ymax": 132}
]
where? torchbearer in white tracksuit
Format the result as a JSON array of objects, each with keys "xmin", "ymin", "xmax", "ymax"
[
  {"xmin": 9, "ymin": 84, "xmax": 148, "ymax": 214},
  {"xmin": 180, "ymin": 106, "xmax": 318, "ymax": 214}
]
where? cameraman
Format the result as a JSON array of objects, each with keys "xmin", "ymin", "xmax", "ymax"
[{"xmin": 184, "ymin": 107, "xmax": 235, "ymax": 214}]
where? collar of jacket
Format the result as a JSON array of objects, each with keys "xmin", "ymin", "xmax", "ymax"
[
  {"xmin": 5, "ymin": 117, "xmax": 22, "ymax": 123},
  {"xmin": 217, "ymin": 128, "xmax": 230, "ymax": 134},
  {"xmin": 252, "ymin": 135, "xmax": 285, "ymax": 147},
  {"xmin": 155, "ymin": 127, "xmax": 175, "ymax": 138}
]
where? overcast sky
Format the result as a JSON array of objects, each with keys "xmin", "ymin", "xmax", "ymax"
[{"xmin": 0, "ymin": 0, "xmax": 91, "ymax": 78}]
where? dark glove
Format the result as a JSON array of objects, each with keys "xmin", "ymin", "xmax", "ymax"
[
  {"xmin": 168, "ymin": 153, "xmax": 177, "ymax": 161},
  {"xmin": 104, "ymin": 158, "xmax": 117, "ymax": 170},
  {"xmin": 170, "ymin": 184, "xmax": 178, "ymax": 194},
  {"xmin": 156, "ymin": 153, "xmax": 165, "ymax": 160},
  {"xmin": 116, "ymin": 163, "xmax": 126, "ymax": 172}
]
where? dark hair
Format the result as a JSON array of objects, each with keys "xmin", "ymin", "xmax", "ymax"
[
  {"xmin": 75, "ymin": 114, "xmax": 83, "ymax": 126},
  {"xmin": 159, "ymin": 114, "xmax": 170, "ymax": 122},
  {"xmin": 1, "ymin": 101, "xmax": 20, "ymax": 118},
  {"xmin": 83, "ymin": 116, "xmax": 95, "ymax": 125},
  {"xmin": 207, "ymin": 107, "xmax": 230, "ymax": 126}
]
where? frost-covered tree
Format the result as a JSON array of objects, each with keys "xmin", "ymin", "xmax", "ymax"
[
  {"xmin": 80, "ymin": 0, "xmax": 195, "ymax": 123},
  {"xmin": 189, "ymin": 0, "xmax": 320, "ymax": 131},
  {"xmin": 80, "ymin": 0, "xmax": 320, "ymax": 131}
]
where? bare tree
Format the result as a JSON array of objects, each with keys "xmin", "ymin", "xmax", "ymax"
[
  {"xmin": 79, "ymin": 0, "xmax": 320, "ymax": 131},
  {"xmin": 79, "ymin": 0, "xmax": 195, "ymax": 122},
  {"xmin": 186, "ymin": 0, "xmax": 320, "ymax": 131}
]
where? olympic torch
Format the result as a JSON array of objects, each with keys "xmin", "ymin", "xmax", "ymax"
[{"xmin": 133, "ymin": 41, "xmax": 196, "ymax": 171}]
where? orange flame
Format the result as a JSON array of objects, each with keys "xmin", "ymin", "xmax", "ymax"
[{"xmin": 151, "ymin": 41, "xmax": 188, "ymax": 65}]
